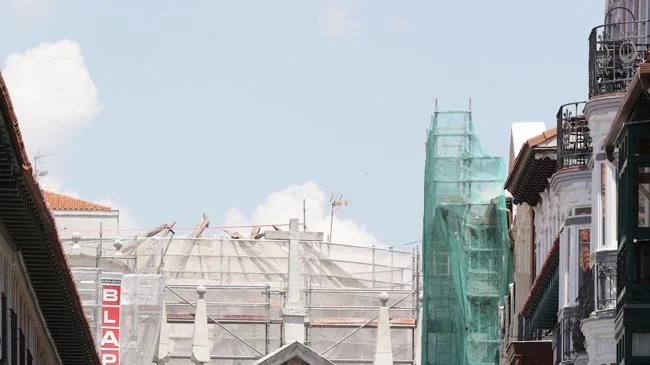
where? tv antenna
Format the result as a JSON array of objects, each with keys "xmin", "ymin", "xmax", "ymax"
[
  {"xmin": 34, "ymin": 151, "xmax": 55, "ymax": 179},
  {"xmin": 328, "ymin": 193, "xmax": 350, "ymax": 243}
]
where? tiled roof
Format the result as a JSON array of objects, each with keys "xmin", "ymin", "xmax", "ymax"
[
  {"xmin": 0, "ymin": 71, "xmax": 101, "ymax": 364},
  {"xmin": 526, "ymin": 127, "xmax": 557, "ymax": 147},
  {"xmin": 505, "ymin": 127, "xmax": 558, "ymax": 205},
  {"xmin": 43, "ymin": 191, "xmax": 112, "ymax": 211}
]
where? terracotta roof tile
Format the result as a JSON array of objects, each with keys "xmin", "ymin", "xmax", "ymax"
[
  {"xmin": 526, "ymin": 127, "xmax": 557, "ymax": 147},
  {"xmin": 43, "ymin": 191, "xmax": 112, "ymax": 211},
  {"xmin": 505, "ymin": 126, "xmax": 558, "ymax": 193}
]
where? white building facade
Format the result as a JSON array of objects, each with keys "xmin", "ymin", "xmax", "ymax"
[
  {"xmin": 580, "ymin": 95, "xmax": 622, "ymax": 365},
  {"xmin": 43, "ymin": 191, "xmax": 120, "ymax": 240}
]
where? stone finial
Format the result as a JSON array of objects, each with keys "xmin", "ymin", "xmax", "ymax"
[
  {"xmin": 113, "ymin": 239, "xmax": 123, "ymax": 257},
  {"xmin": 374, "ymin": 291, "xmax": 393, "ymax": 365},
  {"xmin": 196, "ymin": 285, "xmax": 206, "ymax": 299},
  {"xmin": 191, "ymin": 285, "xmax": 210, "ymax": 364},
  {"xmin": 379, "ymin": 292, "xmax": 389, "ymax": 307},
  {"xmin": 70, "ymin": 232, "xmax": 82, "ymax": 253}
]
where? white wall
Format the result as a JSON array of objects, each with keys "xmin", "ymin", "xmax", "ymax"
[
  {"xmin": 512, "ymin": 203, "xmax": 533, "ymax": 317},
  {"xmin": 591, "ymin": 160, "xmax": 618, "ymax": 253},
  {"xmin": 0, "ymin": 226, "xmax": 61, "ymax": 364},
  {"xmin": 533, "ymin": 170, "xmax": 591, "ymax": 309},
  {"xmin": 53, "ymin": 210, "xmax": 120, "ymax": 240}
]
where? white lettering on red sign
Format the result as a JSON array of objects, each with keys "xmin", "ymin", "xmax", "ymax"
[{"xmin": 100, "ymin": 278, "xmax": 121, "ymax": 365}]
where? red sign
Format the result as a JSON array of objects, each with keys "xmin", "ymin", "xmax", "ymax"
[{"xmin": 100, "ymin": 277, "xmax": 121, "ymax": 365}]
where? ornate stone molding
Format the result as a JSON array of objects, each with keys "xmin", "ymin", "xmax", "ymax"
[
  {"xmin": 581, "ymin": 316, "xmax": 616, "ymax": 365},
  {"xmin": 585, "ymin": 94, "xmax": 625, "ymax": 120},
  {"xmin": 550, "ymin": 168, "xmax": 591, "ymax": 193},
  {"xmin": 585, "ymin": 94, "xmax": 624, "ymax": 153}
]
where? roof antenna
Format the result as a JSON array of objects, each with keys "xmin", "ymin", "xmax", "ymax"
[
  {"xmin": 34, "ymin": 151, "xmax": 55, "ymax": 180},
  {"xmin": 434, "ymin": 97, "xmax": 439, "ymax": 113},
  {"xmin": 328, "ymin": 193, "xmax": 350, "ymax": 243},
  {"xmin": 468, "ymin": 97, "xmax": 472, "ymax": 112}
]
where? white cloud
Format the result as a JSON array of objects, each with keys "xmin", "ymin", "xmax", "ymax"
[
  {"xmin": 223, "ymin": 181, "xmax": 381, "ymax": 247},
  {"xmin": 97, "ymin": 197, "xmax": 138, "ymax": 233},
  {"xmin": 36, "ymin": 174, "xmax": 63, "ymax": 192},
  {"xmin": 2, "ymin": 40, "xmax": 137, "ymax": 234},
  {"xmin": 322, "ymin": 3, "xmax": 352, "ymax": 40},
  {"xmin": 3, "ymin": 40, "xmax": 102, "ymax": 157}
]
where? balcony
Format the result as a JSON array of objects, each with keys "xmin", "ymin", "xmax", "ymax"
[
  {"xmin": 589, "ymin": 21, "xmax": 650, "ymax": 98},
  {"xmin": 556, "ymin": 102, "xmax": 591, "ymax": 170}
]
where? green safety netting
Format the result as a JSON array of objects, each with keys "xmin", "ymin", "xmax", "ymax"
[{"xmin": 421, "ymin": 110, "xmax": 512, "ymax": 365}]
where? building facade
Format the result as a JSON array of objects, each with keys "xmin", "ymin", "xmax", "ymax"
[
  {"xmin": 43, "ymin": 191, "xmax": 120, "ymax": 240},
  {"xmin": 499, "ymin": 0, "xmax": 650, "ymax": 363},
  {"xmin": 0, "ymin": 72, "xmax": 100, "ymax": 364},
  {"xmin": 504, "ymin": 112, "xmax": 595, "ymax": 365},
  {"xmin": 601, "ymin": 56, "xmax": 650, "ymax": 364}
]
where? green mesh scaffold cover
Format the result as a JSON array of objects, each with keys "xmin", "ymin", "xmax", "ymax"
[{"xmin": 421, "ymin": 110, "xmax": 512, "ymax": 365}]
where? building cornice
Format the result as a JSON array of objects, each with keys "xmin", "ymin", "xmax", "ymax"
[
  {"xmin": 53, "ymin": 210, "xmax": 119, "ymax": 218},
  {"xmin": 549, "ymin": 167, "xmax": 591, "ymax": 191},
  {"xmin": 585, "ymin": 93, "xmax": 624, "ymax": 121}
]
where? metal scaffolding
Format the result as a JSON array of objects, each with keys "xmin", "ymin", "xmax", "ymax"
[{"xmin": 64, "ymin": 229, "xmax": 422, "ymax": 364}]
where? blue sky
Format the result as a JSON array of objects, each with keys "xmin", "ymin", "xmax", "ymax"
[{"xmin": 0, "ymin": 0, "xmax": 603, "ymax": 246}]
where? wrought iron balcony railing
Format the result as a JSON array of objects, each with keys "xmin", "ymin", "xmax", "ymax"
[
  {"xmin": 556, "ymin": 102, "xmax": 591, "ymax": 170},
  {"xmin": 589, "ymin": 21, "xmax": 650, "ymax": 98}
]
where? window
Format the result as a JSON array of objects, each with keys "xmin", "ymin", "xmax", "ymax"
[
  {"xmin": 618, "ymin": 245, "xmax": 628, "ymax": 294},
  {"xmin": 10, "ymin": 309, "xmax": 16, "ymax": 365},
  {"xmin": 597, "ymin": 264, "xmax": 616, "ymax": 310},
  {"xmin": 1, "ymin": 293, "xmax": 5, "ymax": 361},
  {"xmin": 632, "ymin": 333, "xmax": 650, "ymax": 356},
  {"xmin": 638, "ymin": 136, "xmax": 650, "ymax": 155},
  {"xmin": 18, "ymin": 331, "xmax": 24, "ymax": 365},
  {"xmin": 636, "ymin": 243, "xmax": 650, "ymax": 284},
  {"xmin": 638, "ymin": 166, "xmax": 650, "ymax": 228}
]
